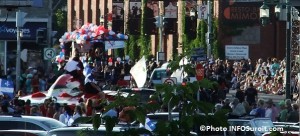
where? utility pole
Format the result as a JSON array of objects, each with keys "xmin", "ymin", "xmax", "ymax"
[
  {"xmin": 154, "ymin": 2, "xmax": 165, "ymax": 63},
  {"xmin": 286, "ymin": 0, "xmax": 291, "ymax": 100},
  {"xmin": 206, "ymin": 0, "xmax": 212, "ymax": 59},
  {"xmin": 47, "ymin": 0, "xmax": 53, "ymax": 72},
  {"xmin": 16, "ymin": 10, "xmax": 27, "ymax": 92}
]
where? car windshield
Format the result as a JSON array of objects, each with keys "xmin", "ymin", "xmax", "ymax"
[
  {"xmin": 253, "ymin": 119, "xmax": 274, "ymax": 133},
  {"xmin": 40, "ymin": 120, "xmax": 66, "ymax": 129},
  {"xmin": 147, "ymin": 114, "xmax": 179, "ymax": 124},
  {"xmin": 152, "ymin": 70, "xmax": 167, "ymax": 80}
]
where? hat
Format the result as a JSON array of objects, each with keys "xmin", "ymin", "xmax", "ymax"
[{"xmin": 278, "ymin": 101, "xmax": 285, "ymax": 106}]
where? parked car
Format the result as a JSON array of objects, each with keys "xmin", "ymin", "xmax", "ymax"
[
  {"xmin": 47, "ymin": 126, "xmax": 150, "ymax": 136},
  {"xmin": 0, "ymin": 115, "xmax": 66, "ymax": 131},
  {"xmin": 262, "ymin": 131, "xmax": 299, "ymax": 136},
  {"xmin": 273, "ymin": 122, "xmax": 299, "ymax": 131},
  {"xmin": 118, "ymin": 88, "xmax": 157, "ymax": 104},
  {"xmin": 146, "ymin": 112, "xmax": 180, "ymax": 124},
  {"xmin": 227, "ymin": 117, "xmax": 275, "ymax": 136},
  {"xmin": 0, "ymin": 130, "xmax": 47, "ymax": 136},
  {"xmin": 149, "ymin": 67, "xmax": 169, "ymax": 86}
]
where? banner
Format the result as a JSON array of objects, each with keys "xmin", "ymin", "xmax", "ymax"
[
  {"xmin": 130, "ymin": 56, "xmax": 147, "ymax": 88},
  {"xmin": 105, "ymin": 41, "xmax": 125, "ymax": 50}
]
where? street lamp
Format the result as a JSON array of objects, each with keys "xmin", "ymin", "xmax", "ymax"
[
  {"xmin": 190, "ymin": 7, "xmax": 196, "ymax": 21},
  {"xmin": 260, "ymin": 0, "xmax": 292, "ymax": 100},
  {"xmin": 100, "ymin": 15, "xmax": 104, "ymax": 25},
  {"xmin": 259, "ymin": 2, "xmax": 269, "ymax": 26}
]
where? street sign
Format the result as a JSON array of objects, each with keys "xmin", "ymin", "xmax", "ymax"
[
  {"xmin": 162, "ymin": 77, "xmax": 177, "ymax": 86},
  {"xmin": 44, "ymin": 48, "xmax": 56, "ymax": 60},
  {"xmin": 191, "ymin": 48, "xmax": 207, "ymax": 61},
  {"xmin": 191, "ymin": 55, "xmax": 207, "ymax": 61},
  {"xmin": 195, "ymin": 64, "xmax": 205, "ymax": 81}
]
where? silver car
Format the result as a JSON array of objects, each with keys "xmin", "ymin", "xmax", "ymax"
[{"xmin": 0, "ymin": 115, "xmax": 66, "ymax": 131}]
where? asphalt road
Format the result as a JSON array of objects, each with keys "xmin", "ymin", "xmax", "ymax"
[{"xmin": 226, "ymin": 89, "xmax": 286, "ymax": 105}]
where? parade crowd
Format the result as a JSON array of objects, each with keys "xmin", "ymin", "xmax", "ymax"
[{"xmin": 0, "ymin": 48, "xmax": 299, "ymax": 125}]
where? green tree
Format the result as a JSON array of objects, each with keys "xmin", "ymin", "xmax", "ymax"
[
  {"xmin": 53, "ymin": 1, "xmax": 67, "ymax": 45},
  {"xmin": 138, "ymin": 0, "xmax": 151, "ymax": 59}
]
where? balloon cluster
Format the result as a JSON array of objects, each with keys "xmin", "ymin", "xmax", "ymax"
[
  {"xmin": 59, "ymin": 22, "xmax": 128, "ymax": 45},
  {"xmin": 57, "ymin": 22, "xmax": 129, "ymax": 63}
]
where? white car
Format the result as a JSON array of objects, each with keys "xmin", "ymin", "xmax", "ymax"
[{"xmin": 0, "ymin": 115, "xmax": 66, "ymax": 131}]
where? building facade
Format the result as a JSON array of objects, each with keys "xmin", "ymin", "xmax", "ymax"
[
  {"xmin": 67, "ymin": 0, "xmax": 300, "ymax": 61},
  {"xmin": 0, "ymin": 0, "xmax": 50, "ymax": 75}
]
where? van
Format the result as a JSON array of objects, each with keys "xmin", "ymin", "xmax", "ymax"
[{"xmin": 148, "ymin": 68, "xmax": 169, "ymax": 86}]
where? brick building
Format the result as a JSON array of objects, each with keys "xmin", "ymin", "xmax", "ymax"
[{"xmin": 67, "ymin": 0, "xmax": 300, "ymax": 62}]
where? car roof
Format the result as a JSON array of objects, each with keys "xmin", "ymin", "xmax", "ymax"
[
  {"xmin": 119, "ymin": 88, "xmax": 156, "ymax": 91},
  {"xmin": 153, "ymin": 68, "xmax": 167, "ymax": 71},
  {"xmin": 0, "ymin": 129, "xmax": 46, "ymax": 133},
  {"xmin": 49, "ymin": 126, "xmax": 137, "ymax": 132},
  {"xmin": 147, "ymin": 112, "xmax": 179, "ymax": 116},
  {"xmin": 0, "ymin": 115, "xmax": 60, "ymax": 121},
  {"xmin": 228, "ymin": 117, "xmax": 271, "ymax": 121}
]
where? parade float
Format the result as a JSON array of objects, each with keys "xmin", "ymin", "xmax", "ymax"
[{"xmin": 19, "ymin": 22, "xmax": 129, "ymax": 105}]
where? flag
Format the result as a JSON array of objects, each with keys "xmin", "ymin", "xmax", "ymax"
[
  {"xmin": 179, "ymin": 56, "xmax": 190, "ymax": 66},
  {"xmin": 32, "ymin": 0, "xmax": 43, "ymax": 8},
  {"xmin": 0, "ymin": 79, "xmax": 14, "ymax": 99},
  {"xmin": 144, "ymin": 118, "xmax": 156, "ymax": 131},
  {"xmin": 171, "ymin": 68, "xmax": 187, "ymax": 84},
  {"xmin": 130, "ymin": 56, "xmax": 147, "ymax": 88}
]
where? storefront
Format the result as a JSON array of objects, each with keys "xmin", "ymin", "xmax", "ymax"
[{"xmin": 0, "ymin": 21, "xmax": 47, "ymax": 75}]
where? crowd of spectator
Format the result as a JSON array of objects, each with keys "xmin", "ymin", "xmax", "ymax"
[{"xmin": 0, "ymin": 52, "xmax": 299, "ymax": 125}]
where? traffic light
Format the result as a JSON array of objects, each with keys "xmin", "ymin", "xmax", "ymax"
[
  {"xmin": 154, "ymin": 16, "xmax": 161, "ymax": 28},
  {"xmin": 154, "ymin": 15, "xmax": 167, "ymax": 28},
  {"xmin": 36, "ymin": 29, "xmax": 47, "ymax": 45},
  {"xmin": 205, "ymin": 32, "xmax": 214, "ymax": 44}
]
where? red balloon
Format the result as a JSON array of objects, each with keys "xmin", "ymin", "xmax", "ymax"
[{"xmin": 108, "ymin": 58, "xmax": 113, "ymax": 62}]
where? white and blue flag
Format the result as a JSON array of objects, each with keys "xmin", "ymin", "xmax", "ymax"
[
  {"xmin": 0, "ymin": 79, "xmax": 14, "ymax": 99},
  {"xmin": 144, "ymin": 118, "xmax": 156, "ymax": 132}
]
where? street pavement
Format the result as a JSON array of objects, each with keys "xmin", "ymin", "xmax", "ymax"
[{"xmin": 226, "ymin": 89, "xmax": 286, "ymax": 105}]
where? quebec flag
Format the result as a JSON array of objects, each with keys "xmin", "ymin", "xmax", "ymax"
[
  {"xmin": 144, "ymin": 118, "xmax": 156, "ymax": 132},
  {"xmin": 0, "ymin": 79, "xmax": 14, "ymax": 99}
]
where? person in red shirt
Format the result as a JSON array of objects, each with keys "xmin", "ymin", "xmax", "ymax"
[
  {"xmin": 31, "ymin": 74, "xmax": 40, "ymax": 94},
  {"xmin": 39, "ymin": 99, "xmax": 50, "ymax": 117},
  {"xmin": 116, "ymin": 74, "xmax": 129, "ymax": 88},
  {"xmin": 46, "ymin": 102, "xmax": 55, "ymax": 118},
  {"xmin": 85, "ymin": 99, "xmax": 94, "ymax": 116},
  {"xmin": 24, "ymin": 100, "xmax": 31, "ymax": 115}
]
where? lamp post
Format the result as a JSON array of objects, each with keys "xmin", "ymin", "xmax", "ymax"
[{"xmin": 260, "ymin": 0, "xmax": 292, "ymax": 100}]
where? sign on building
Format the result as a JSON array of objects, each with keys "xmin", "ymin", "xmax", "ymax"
[{"xmin": 225, "ymin": 45, "xmax": 249, "ymax": 60}]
